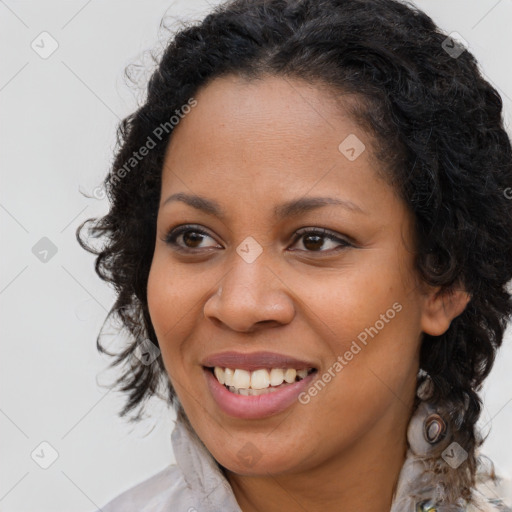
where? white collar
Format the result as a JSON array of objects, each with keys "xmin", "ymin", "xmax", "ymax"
[{"xmin": 170, "ymin": 398, "xmax": 511, "ymax": 512}]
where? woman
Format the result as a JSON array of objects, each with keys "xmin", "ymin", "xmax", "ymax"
[{"xmin": 78, "ymin": 0, "xmax": 512, "ymax": 510}]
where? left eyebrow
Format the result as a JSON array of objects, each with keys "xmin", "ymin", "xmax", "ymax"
[
  {"xmin": 162, "ymin": 193, "xmax": 365, "ymax": 220},
  {"xmin": 274, "ymin": 196, "xmax": 365, "ymax": 219}
]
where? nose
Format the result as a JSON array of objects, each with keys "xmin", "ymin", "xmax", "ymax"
[{"xmin": 203, "ymin": 252, "xmax": 296, "ymax": 333}]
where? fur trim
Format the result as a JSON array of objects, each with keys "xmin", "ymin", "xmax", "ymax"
[{"xmin": 390, "ymin": 375, "xmax": 511, "ymax": 511}]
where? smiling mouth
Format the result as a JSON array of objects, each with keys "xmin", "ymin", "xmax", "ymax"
[{"xmin": 205, "ymin": 366, "xmax": 317, "ymax": 396}]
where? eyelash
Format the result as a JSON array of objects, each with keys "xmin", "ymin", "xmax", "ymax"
[{"xmin": 163, "ymin": 224, "xmax": 353, "ymax": 254}]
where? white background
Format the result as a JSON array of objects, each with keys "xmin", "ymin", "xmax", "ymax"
[{"xmin": 1, "ymin": 1, "xmax": 511, "ymax": 510}]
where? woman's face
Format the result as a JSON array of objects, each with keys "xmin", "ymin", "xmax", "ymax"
[{"xmin": 147, "ymin": 74, "xmax": 434, "ymax": 475}]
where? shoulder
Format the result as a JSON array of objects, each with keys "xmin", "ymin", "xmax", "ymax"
[{"xmin": 97, "ymin": 464, "xmax": 194, "ymax": 512}]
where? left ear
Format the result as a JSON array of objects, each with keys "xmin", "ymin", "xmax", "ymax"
[{"xmin": 420, "ymin": 284, "xmax": 471, "ymax": 337}]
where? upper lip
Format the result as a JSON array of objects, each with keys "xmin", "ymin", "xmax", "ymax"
[{"xmin": 201, "ymin": 351, "xmax": 317, "ymax": 371}]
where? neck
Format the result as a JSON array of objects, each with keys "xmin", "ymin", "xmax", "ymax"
[{"xmin": 224, "ymin": 406, "xmax": 412, "ymax": 512}]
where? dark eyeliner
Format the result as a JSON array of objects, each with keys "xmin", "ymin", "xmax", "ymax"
[
  {"xmin": 163, "ymin": 224, "xmax": 215, "ymax": 250},
  {"xmin": 290, "ymin": 227, "xmax": 353, "ymax": 251},
  {"xmin": 163, "ymin": 224, "xmax": 353, "ymax": 253}
]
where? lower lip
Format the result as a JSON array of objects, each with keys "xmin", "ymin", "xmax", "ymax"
[{"xmin": 204, "ymin": 368, "xmax": 317, "ymax": 420}]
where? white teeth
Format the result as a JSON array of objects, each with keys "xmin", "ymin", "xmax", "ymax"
[
  {"xmin": 232, "ymin": 369, "xmax": 251, "ymax": 389},
  {"xmin": 229, "ymin": 386, "xmax": 282, "ymax": 396},
  {"xmin": 212, "ymin": 366, "xmax": 314, "ymax": 391},
  {"xmin": 247, "ymin": 387, "xmax": 279, "ymax": 396},
  {"xmin": 284, "ymin": 368, "xmax": 297, "ymax": 383},
  {"xmin": 297, "ymin": 369, "xmax": 308, "ymax": 379},
  {"xmin": 224, "ymin": 368, "xmax": 234, "ymax": 386},
  {"xmin": 251, "ymin": 369, "xmax": 270, "ymax": 389},
  {"xmin": 214, "ymin": 367, "xmax": 225, "ymax": 385},
  {"xmin": 228, "ymin": 385, "xmax": 281, "ymax": 395},
  {"xmin": 269, "ymin": 368, "xmax": 285, "ymax": 386}
]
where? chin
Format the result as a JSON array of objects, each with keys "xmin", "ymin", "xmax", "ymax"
[{"xmin": 216, "ymin": 449, "xmax": 302, "ymax": 477}]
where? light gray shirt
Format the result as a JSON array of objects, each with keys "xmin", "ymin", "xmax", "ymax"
[{"xmin": 98, "ymin": 407, "xmax": 512, "ymax": 512}]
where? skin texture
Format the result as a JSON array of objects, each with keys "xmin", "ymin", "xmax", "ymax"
[{"xmin": 147, "ymin": 74, "xmax": 470, "ymax": 512}]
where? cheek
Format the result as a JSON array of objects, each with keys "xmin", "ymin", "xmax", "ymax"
[
  {"xmin": 147, "ymin": 259, "xmax": 174, "ymax": 336},
  {"xmin": 292, "ymin": 261, "xmax": 413, "ymax": 345},
  {"xmin": 293, "ymin": 260, "xmax": 421, "ymax": 395},
  {"xmin": 146, "ymin": 258, "xmax": 199, "ymax": 367},
  {"xmin": 321, "ymin": 294, "xmax": 420, "ymax": 417},
  {"xmin": 147, "ymin": 253, "xmax": 206, "ymax": 323}
]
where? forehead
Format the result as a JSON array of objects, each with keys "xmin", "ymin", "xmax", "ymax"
[
  {"xmin": 160, "ymin": 74, "xmax": 396, "ymax": 221},
  {"xmin": 165, "ymin": 74, "xmax": 358, "ymax": 164}
]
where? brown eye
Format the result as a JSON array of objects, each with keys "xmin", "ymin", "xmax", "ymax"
[
  {"xmin": 290, "ymin": 228, "xmax": 352, "ymax": 253},
  {"xmin": 181, "ymin": 230, "xmax": 206, "ymax": 248},
  {"xmin": 163, "ymin": 225, "xmax": 352, "ymax": 254},
  {"xmin": 164, "ymin": 225, "xmax": 221, "ymax": 251}
]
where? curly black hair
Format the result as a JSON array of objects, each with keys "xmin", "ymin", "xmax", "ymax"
[{"xmin": 77, "ymin": 0, "xmax": 512, "ymax": 497}]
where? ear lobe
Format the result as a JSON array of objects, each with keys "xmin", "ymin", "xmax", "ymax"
[{"xmin": 421, "ymin": 286, "xmax": 471, "ymax": 337}]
